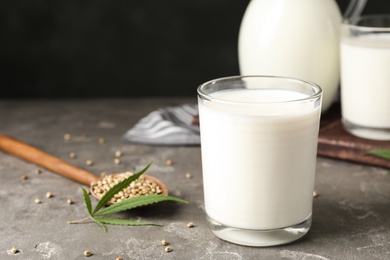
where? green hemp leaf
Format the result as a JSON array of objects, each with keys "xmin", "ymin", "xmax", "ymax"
[
  {"xmin": 68, "ymin": 162, "xmax": 188, "ymax": 232},
  {"xmin": 367, "ymin": 149, "xmax": 390, "ymax": 160},
  {"xmin": 367, "ymin": 149, "xmax": 390, "ymax": 175}
]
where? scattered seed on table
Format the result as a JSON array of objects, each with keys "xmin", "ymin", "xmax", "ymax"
[
  {"xmin": 114, "ymin": 158, "xmax": 121, "ymax": 165},
  {"xmin": 185, "ymin": 173, "xmax": 192, "ymax": 179},
  {"xmin": 35, "ymin": 169, "xmax": 42, "ymax": 174},
  {"xmin": 313, "ymin": 191, "xmax": 319, "ymax": 198},
  {"xmin": 11, "ymin": 246, "xmax": 19, "ymax": 254},
  {"xmin": 115, "ymin": 151, "xmax": 122, "ymax": 157},
  {"xmin": 116, "ymin": 257, "xmax": 123, "ymax": 260},
  {"xmin": 86, "ymin": 160, "xmax": 93, "ymax": 166},
  {"xmin": 166, "ymin": 159, "xmax": 173, "ymax": 166},
  {"xmin": 187, "ymin": 222, "xmax": 195, "ymax": 228},
  {"xmin": 34, "ymin": 199, "xmax": 41, "ymax": 204},
  {"xmin": 165, "ymin": 246, "xmax": 172, "ymax": 253},
  {"xmin": 21, "ymin": 175, "xmax": 28, "ymax": 180},
  {"xmin": 46, "ymin": 192, "xmax": 53, "ymax": 198},
  {"xmin": 161, "ymin": 239, "xmax": 168, "ymax": 246},
  {"xmin": 98, "ymin": 137, "xmax": 105, "ymax": 144},
  {"xmin": 69, "ymin": 152, "xmax": 77, "ymax": 159},
  {"xmin": 67, "ymin": 199, "xmax": 74, "ymax": 205},
  {"xmin": 64, "ymin": 133, "xmax": 72, "ymax": 140},
  {"xmin": 84, "ymin": 250, "xmax": 92, "ymax": 257}
]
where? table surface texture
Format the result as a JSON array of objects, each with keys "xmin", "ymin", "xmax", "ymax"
[{"xmin": 0, "ymin": 98, "xmax": 389, "ymax": 260}]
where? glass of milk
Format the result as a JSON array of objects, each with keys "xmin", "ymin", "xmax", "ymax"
[
  {"xmin": 341, "ymin": 15, "xmax": 390, "ymax": 140},
  {"xmin": 197, "ymin": 76, "xmax": 322, "ymax": 246}
]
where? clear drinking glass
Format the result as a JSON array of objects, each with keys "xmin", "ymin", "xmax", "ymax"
[
  {"xmin": 197, "ymin": 75, "xmax": 322, "ymax": 247},
  {"xmin": 341, "ymin": 15, "xmax": 390, "ymax": 140}
]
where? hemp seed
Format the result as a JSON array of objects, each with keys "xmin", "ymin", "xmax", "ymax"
[
  {"xmin": 84, "ymin": 250, "xmax": 92, "ymax": 257},
  {"xmin": 11, "ymin": 246, "xmax": 19, "ymax": 254},
  {"xmin": 185, "ymin": 173, "xmax": 192, "ymax": 179},
  {"xmin": 69, "ymin": 152, "xmax": 77, "ymax": 159},
  {"xmin": 313, "ymin": 191, "xmax": 319, "ymax": 198},
  {"xmin": 67, "ymin": 199, "xmax": 74, "ymax": 205},
  {"xmin": 165, "ymin": 246, "xmax": 172, "ymax": 252},
  {"xmin": 86, "ymin": 160, "xmax": 94, "ymax": 166},
  {"xmin": 114, "ymin": 158, "xmax": 121, "ymax": 165},
  {"xmin": 34, "ymin": 199, "xmax": 41, "ymax": 204},
  {"xmin": 46, "ymin": 192, "xmax": 53, "ymax": 198},
  {"xmin": 166, "ymin": 159, "xmax": 173, "ymax": 166},
  {"xmin": 35, "ymin": 169, "xmax": 42, "ymax": 174},
  {"xmin": 187, "ymin": 222, "xmax": 195, "ymax": 228},
  {"xmin": 115, "ymin": 151, "xmax": 122, "ymax": 157},
  {"xmin": 161, "ymin": 239, "xmax": 168, "ymax": 246},
  {"xmin": 64, "ymin": 133, "xmax": 72, "ymax": 140},
  {"xmin": 98, "ymin": 137, "xmax": 105, "ymax": 144},
  {"xmin": 21, "ymin": 175, "xmax": 28, "ymax": 180},
  {"xmin": 116, "ymin": 257, "xmax": 123, "ymax": 260}
]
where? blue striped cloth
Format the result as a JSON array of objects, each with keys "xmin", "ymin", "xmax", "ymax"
[{"xmin": 122, "ymin": 104, "xmax": 200, "ymax": 145}]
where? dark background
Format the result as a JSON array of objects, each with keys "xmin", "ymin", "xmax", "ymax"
[{"xmin": 1, "ymin": 0, "xmax": 389, "ymax": 98}]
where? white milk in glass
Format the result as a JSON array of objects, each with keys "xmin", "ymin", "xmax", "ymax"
[
  {"xmin": 341, "ymin": 35, "xmax": 390, "ymax": 129},
  {"xmin": 199, "ymin": 89, "xmax": 321, "ymax": 230}
]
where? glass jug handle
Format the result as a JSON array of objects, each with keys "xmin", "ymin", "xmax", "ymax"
[{"xmin": 344, "ymin": 0, "xmax": 367, "ymax": 19}]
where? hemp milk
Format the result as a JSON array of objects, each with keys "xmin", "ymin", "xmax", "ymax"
[{"xmin": 198, "ymin": 89, "xmax": 321, "ymax": 230}]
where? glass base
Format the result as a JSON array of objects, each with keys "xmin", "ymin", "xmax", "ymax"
[
  {"xmin": 342, "ymin": 119, "xmax": 390, "ymax": 141},
  {"xmin": 207, "ymin": 214, "xmax": 311, "ymax": 247}
]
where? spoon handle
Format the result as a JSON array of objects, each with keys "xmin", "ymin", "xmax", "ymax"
[{"xmin": 0, "ymin": 134, "xmax": 99, "ymax": 185}]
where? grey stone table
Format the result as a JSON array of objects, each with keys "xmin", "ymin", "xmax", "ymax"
[{"xmin": 0, "ymin": 98, "xmax": 389, "ymax": 260}]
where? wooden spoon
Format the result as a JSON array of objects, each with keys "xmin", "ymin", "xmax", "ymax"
[{"xmin": 0, "ymin": 134, "xmax": 168, "ymax": 202}]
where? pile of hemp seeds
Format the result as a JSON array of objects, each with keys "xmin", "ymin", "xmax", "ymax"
[{"xmin": 91, "ymin": 172, "xmax": 163, "ymax": 204}]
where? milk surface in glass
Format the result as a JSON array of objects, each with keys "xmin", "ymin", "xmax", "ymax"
[
  {"xmin": 199, "ymin": 89, "xmax": 321, "ymax": 230},
  {"xmin": 341, "ymin": 35, "xmax": 390, "ymax": 128}
]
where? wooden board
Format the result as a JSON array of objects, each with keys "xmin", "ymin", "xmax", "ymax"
[{"xmin": 318, "ymin": 103, "xmax": 390, "ymax": 169}]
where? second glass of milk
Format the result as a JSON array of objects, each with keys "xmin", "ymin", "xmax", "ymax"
[
  {"xmin": 197, "ymin": 76, "xmax": 322, "ymax": 246},
  {"xmin": 341, "ymin": 15, "xmax": 390, "ymax": 140}
]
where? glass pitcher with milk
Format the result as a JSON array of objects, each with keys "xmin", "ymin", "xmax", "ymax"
[{"xmin": 238, "ymin": 0, "xmax": 367, "ymax": 112}]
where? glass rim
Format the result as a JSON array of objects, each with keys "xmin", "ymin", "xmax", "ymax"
[
  {"xmin": 343, "ymin": 14, "xmax": 390, "ymax": 32},
  {"xmin": 197, "ymin": 75, "xmax": 322, "ymax": 105}
]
